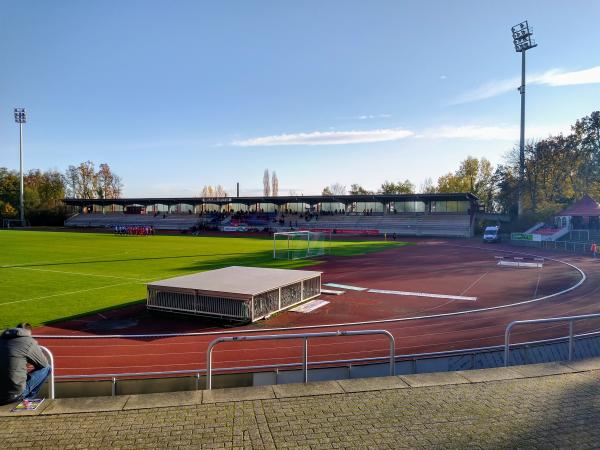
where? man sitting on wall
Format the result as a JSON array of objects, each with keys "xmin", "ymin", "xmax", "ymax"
[{"xmin": 0, "ymin": 323, "xmax": 51, "ymax": 405}]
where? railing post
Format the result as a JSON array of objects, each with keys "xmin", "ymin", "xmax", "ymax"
[
  {"xmin": 303, "ymin": 337, "xmax": 308, "ymax": 383},
  {"xmin": 568, "ymin": 321, "xmax": 574, "ymax": 361},
  {"xmin": 40, "ymin": 346, "xmax": 55, "ymax": 400},
  {"xmin": 504, "ymin": 322, "xmax": 514, "ymax": 367},
  {"xmin": 388, "ymin": 332, "xmax": 396, "ymax": 376}
]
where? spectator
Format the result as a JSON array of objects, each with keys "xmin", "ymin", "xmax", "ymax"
[{"xmin": 0, "ymin": 323, "xmax": 51, "ymax": 405}]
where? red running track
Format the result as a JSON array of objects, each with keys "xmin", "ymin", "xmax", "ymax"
[{"xmin": 34, "ymin": 239, "xmax": 600, "ymax": 378}]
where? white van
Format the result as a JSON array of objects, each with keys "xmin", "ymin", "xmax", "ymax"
[{"xmin": 483, "ymin": 226, "xmax": 501, "ymax": 243}]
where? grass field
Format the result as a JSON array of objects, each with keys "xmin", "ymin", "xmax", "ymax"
[{"xmin": 0, "ymin": 230, "xmax": 407, "ymax": 328}]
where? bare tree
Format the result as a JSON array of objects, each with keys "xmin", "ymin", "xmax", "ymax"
[
  {"xmin": 65, "ymin": 165, "xmax": 79, "ymax": 198},
  {"xmin": 214, "ymin": 185, "xmax": 228, "ymax": 197},
  {"xmin": 77, "ymin": 161, "xmax": 98, "ymax": 199},
  {"xmin": 271, "ymin": 171, "xmax": 279, "ymax": 197},
  {"xmin": 201, "ymin": 185, "xmax": 227, "ymax": 197},
  {"xmin": 263, "ymin": 169, "xmax": 270, "ymax": 196},
  {"xmin": 97, "ymin": 163, "xmax": 123, "ymax": 199},
  {"xmin": 420, "ymin": 177, "xmax": 436, "ymax": 193},
  {"xmin": 329, "ymin": 183, "xmax": 346, "ymax": 195}
]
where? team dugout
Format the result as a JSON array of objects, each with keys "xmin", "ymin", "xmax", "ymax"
[{"xmin": 63, "ymin": 193, "xmax": 479, "ymax": 216}]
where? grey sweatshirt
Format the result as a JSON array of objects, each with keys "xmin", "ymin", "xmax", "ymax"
[{"xmin": 0, "ymin": 327, "xmax": 49, "ymax": 401}]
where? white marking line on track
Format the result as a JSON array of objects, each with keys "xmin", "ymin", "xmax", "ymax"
[
  {"xmin": 498, "ymin": 261, "xmax": 543, "ymax": 268},
  {"xmin": 323, "ymin": 283, "xmax": 367, "ymax": 291},
  {"xmin": 0, "ymin": 281, "xmax": 143, "ymax": 307},
  {"xmin": 460, "ymin": 272, "xmax": 489, "ymax": 296},
  {"xmin": 290, "ymin": 299, "xmax": 330, "ymax": 313},
  {"xmin": 320, "ymin": 289, "xmax": 345, "ymax": 295},
  {"xmin": 367, "ymin": 289, "xmax": 477, "ymax": 302},
  {"xmin": 8, "ymin": 266, "xmax": 147, "ymax": 282}
]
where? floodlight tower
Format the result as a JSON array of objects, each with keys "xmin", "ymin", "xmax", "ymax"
[
  {"xmin": 511, "ymin": 21, "xmax": 537, "ymax": 217},
  {"xmin": 14, "ymin": 108, "xmax": 27, "ymax": 225}
]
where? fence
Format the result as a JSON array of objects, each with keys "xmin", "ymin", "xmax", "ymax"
[
  {"xmin": 205, "ymin": 330, "xmax": 396, "ymax": 389},
  {"xmin": 504, "ymin": 312, "xmax": 600, "ymax": 366}
]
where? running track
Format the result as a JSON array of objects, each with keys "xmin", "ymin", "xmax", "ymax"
[{"xmin": 34, "ymin": 239, "xmax": 600, "ymax": 379}]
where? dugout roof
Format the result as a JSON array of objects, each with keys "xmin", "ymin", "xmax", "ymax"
[
  {"xmin": 147, "ymin": 266, "xmax": 322, "ymax": 301},
  {"xmin": 558, "ymin": 195, "xmax": 600, "ymax": 217}
]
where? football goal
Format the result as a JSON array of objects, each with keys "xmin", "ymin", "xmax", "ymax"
[{"xmin": 273, "ymin": 231, "xmax": 330, "ymax": 260}]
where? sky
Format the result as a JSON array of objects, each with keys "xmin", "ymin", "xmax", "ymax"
[{"xmin": 1, "ymin": 0, "xmax": 599, "ymax": 197}]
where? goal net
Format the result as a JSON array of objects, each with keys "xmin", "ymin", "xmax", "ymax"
[{"xmin": 273, "ymin": 231, "xmax": 330, "ymax": 260}]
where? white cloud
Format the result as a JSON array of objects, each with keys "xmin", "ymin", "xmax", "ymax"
[
  {"xmin": 439, "ymin": 75, "xmax": 447, "ymax": 80},
  {"xmin": 452, "ymin": 66, "xmax": 600, "ymax": 104},
  {"xmin": 421, "ymin": 123, "xmax": 573, "ymax": 141},
  {"xmin": 231, "ymin": 128, "xmax": 414, "ymax": 147}
]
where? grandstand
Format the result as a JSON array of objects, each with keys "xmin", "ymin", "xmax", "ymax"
[{"xmin": 63, "ymin": 193, "xmax": 479, "ymax": 237}]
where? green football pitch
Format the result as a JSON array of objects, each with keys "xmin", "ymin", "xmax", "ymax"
[{"xmin": 0, "ymin": 230, "xmax": 407, "ymax": 329}]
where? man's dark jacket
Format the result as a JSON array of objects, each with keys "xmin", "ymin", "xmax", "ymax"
[{"xmin": 0, "ymin": 327, "xmax": 48, "ymax": 402}]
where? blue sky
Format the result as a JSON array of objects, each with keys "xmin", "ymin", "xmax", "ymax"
[{"xmin": 1, "ymin": 1, "xmax": 599, "ymax": 197}]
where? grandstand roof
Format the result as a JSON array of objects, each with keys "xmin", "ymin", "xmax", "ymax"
[
  {"xmin": 147, "ymin": 266, "xmax": 322, "ymax": 301},
  {"xmin": 559, "ymin": 195, "xmax": 600, "ymax": 217},
  {"xmin": 64, "ymin": 192, "xmax": 479, "ymax": 207}
]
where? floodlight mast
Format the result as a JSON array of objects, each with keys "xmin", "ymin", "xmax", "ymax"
[
  {"xmin": 512, "ymin": 21, "xmax": 537, "ymax": 217},
  {"xmin": 14, "ymin": 108, "xmax": 27, "ymax": 225}
]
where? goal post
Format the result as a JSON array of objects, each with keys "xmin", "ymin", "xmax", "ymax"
[{"xmin": 273, "ymin": 231, "xmax": 330, "ymax": 260}]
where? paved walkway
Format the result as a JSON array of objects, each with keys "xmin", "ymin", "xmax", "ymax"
[{"xmin": 2, "ymin": 359, "xmax": 600, "ymax": 449}]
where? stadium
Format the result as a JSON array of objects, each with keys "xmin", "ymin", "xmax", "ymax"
[
  {"xmin": 3, "ymin": 2, "xmax": 600, "ymax": 446},
  {"xmin": 4, "ymin": 188, "xmax": 600, "ymax": 397}
]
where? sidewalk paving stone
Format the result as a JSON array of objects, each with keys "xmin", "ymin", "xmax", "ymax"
[
  {"xmin": 123, "ymin": 390, "xmax": 203, "ymax": 410},
  {"xmin": 41, "ymin": 395, "xmax": 128, "ymax": 414},
  {"xmin": 202, "ymin": 385, "xmax": 275, "ymax": 403},
  {"xmin": 337, "ymin": 375, "xmax": 409, "ymax": 392},
  {"xmin": 400, "ymin": 371, "xmax": 470, "ymax": 387},
  {"xmin": 272, "ymin": 380, "xmax": 344, "ymax": 398},
  {"xmin": 455, "ymin": 366, "xmax": 523, "ymax": 383},
  {"xmin": 510, "ymin": 361, "xmax": 575, "ymax": 378},
  {"xmin": 564, "ymin": 356, "xmax": 600, "ymax": 372}
]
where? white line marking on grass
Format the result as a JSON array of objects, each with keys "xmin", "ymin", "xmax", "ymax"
[
  {"xmin": 8, "ymin": 266, "xmax": 148, "ymax": 282},
  {"xmin": 367, "ymin": 289, "xmax": 477, "ymax": 301},
  {"xmin": 323, "ymin": 283, "xmax": 367, "ymax": 291},
  {"xmin": 0, "ymin": 281, "xmax": 143, "ymax": 307},
  {"xmin": 460, "ymin": 272, "xmax": 489, "ymax": 296}
]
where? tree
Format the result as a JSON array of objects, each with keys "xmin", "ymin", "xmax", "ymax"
[
  {"xmin": 271, "ymin": 171, "xmax": 279, "ymax": 197},
  {"xmin": 322, "ymin": 183, "xmax": 346, "ymax": 196},
  {"xmin": 77, "ymin": 161, "xmax": 98, "ymax": 199},
  {"xmin": 201, "ymin": 185, "xmax": 227, "ymax": 197},
  {"xmin": 349, "ymin": 184, "xmax": 373, "ymax": 195},
  {"xmin": 263, "ymin": 169, "xmax": 270, "ymax": 197},
  {"xmin": 420, "ymin": 177, "xmax": 436, "ymax": 193},
  {"xmin": 378, "ymin": 180, "xmax": 414, "ymax": 194},
  {"xmin": 97, "ymin": 163, "xmax": 122, "ymax": 199}
]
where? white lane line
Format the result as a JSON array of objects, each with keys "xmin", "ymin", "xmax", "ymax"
[
  {"xmin": 323, "ymin": 283, "xmax": 367, "ymax": 291},
  {"xmin": 8, "ymin": 266, "xmax": 147, "ymax": 282},
  {"xmin": 320, "ymin": 289, "xmax": 345, "ymax": 295},
  {"xmin": 498, "ymin": 261, "xmax": 543, "ymax": 268},
  {"xmin": 460, "ymin": 272, "xmax": 489, "ymax": 296},
  {"xmin": 290, "ymin": 300, "xmax": 330, "ymax": 313},
  {"xmin": 0, "ymin": 281, "xmax": 143, "ymax": 307},
  {"xmin": 367, "ymin": 289, "xmax": 477, "ymax": 301}
]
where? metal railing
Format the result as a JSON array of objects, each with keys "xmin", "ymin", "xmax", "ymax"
[
  {"xmin": 206, "ymin": 329, "xmax": 396, "ymax": 390},
  {"xmin": 504, "ymin": 313, "xmax": 600, "ymax": 366},
  {"xmin": 40, "ymin": 346, "xmax": 55, "ymax": 399}
]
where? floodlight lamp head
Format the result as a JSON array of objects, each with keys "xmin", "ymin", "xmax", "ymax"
[
  {"xmin": 511, "ymin": 20, "xmax": 537, "ymax": 52},
  {"xmin": 13, "ymin": 108, "xmax": 26, "ymax": 124}
]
